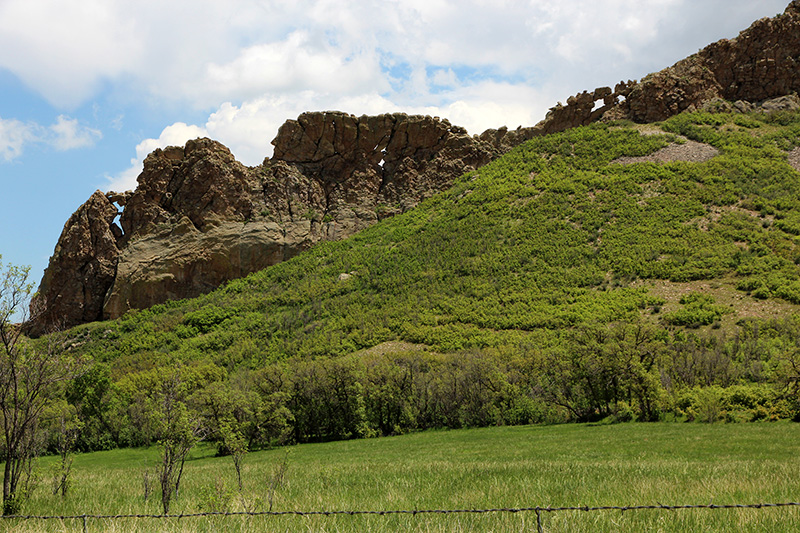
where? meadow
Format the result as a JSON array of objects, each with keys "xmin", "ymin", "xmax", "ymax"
[{"xmin": 8, "ymin": 422, "xmax": 800, "ymax": 532}]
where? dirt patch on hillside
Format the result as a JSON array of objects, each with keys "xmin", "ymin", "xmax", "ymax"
[
  {"xmin": 632, "ymin": 124, "xmax": 666, "ymax": 136},
  {"xmin": 788, "ymin": 147, "xmax": 800, "ymax": 172},
  {"xmin": 636, "ymin": 279, "xmax": 798, "ymax": 331},
  {"xmin": 355, "ymin": 341, "xmax": 433, "ymax": 357},
  {"xmin": 612, "ymin": 140, "xmax": 719, "ymax": 165}
]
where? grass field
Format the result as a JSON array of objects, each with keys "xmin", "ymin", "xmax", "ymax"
[{"xmin": 5, "ymin": 422, "xmax": 800, "ymax": 532}]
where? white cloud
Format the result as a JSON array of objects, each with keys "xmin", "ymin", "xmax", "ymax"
[
  {"xmin": 49, "ymin": 116, "xmax": 102, "ymax": 151},
  {"xmin": 205, "ymin": 100, "xmax": 288, "ymax": 165},
  {"xmin": 0, "ymin": 0, "xmax": 789, "ymax": 113},
  {"xmin": 200, "ymin": 30, "xmax": 388, "ymax": 104},
  {"xmin": 0, "ymin": 117, "xmax": 35, "ymax": 161},
  {"xmin": 426, "ymin": 82, "xmax": 550, "ymax": 133},
  {"xmin": 430, "ymin": 68, "xmax": 459, "ymax": 89},
  {"xmin": 0, "ymin": 0, "xmax": 143, "ymax": 109},
  {"xmin": 0, "ymin": 115, "xmax": 101, "ymax": 161}
]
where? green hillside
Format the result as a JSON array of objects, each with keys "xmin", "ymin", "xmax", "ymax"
[{"xmin": 50, "ymin": 109, "xmax": 800, "ymax": 450}]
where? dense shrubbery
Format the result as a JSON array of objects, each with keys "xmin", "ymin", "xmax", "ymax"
[
  {"xmin": 63, "ymin": 314, "xmax": 800, "ymax": 451},
  {"xmin": 40, "ymin": 109, "xmax": 800, "ymax": 452}
]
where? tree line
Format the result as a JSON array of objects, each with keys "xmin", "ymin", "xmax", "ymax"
[{"xmin": 66, "ymin": 318, "xmax": 800, "ymax": 455}]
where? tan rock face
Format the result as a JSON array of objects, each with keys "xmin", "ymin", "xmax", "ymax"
[
  {"xmin": 103, "ymin": 219, "xmax": 308, "ymax": 319},
  {"xmin": 30, "ymin": 2, "xmax": 800, "ymax": 333},
  {"xmin": 120, "ymin": 138, "xmax": 257, "ymax": 239}
]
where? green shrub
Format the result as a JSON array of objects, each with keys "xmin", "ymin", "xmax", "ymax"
[
  {"xmin": 664, "ymin": 293, "xmax": 727, "ymax": 327},
  {"xmin": 183, "ymin": 305, "xmax": 233, "ymax": 334}
]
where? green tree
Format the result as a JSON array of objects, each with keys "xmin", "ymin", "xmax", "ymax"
[
  {"xmin": 0, "ymin": 259, "xmax": 85, "ymax": 514},
  {"xmin": 153, "ymin": 372, "xmax": 203, "ymax": 515},
  {"xmin": 66, "ymin": 363, "xmax": 116, "ymax": 450},
  {"xmin": 220, "ymin": 422, "xmax": 247, "ymax": 491},
  {"xmin": 43, "ymin": 400, "xmax": 82, "ymax": 497}
]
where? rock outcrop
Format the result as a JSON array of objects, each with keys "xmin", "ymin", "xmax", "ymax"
[
  {"xmin": 30, "ymin": 113, "xmax": 506, "ymax": 334},
  {"xmin": 31, "ymin": 191, "xmax": 120, "ymax": 333},
  {"xmin": 29, "ymin": 1, "xmax": 800, "ymax": 334},
  {"xmin": 272, "ymin": 112, "xmax": 497, "ymax": 209},
  {"xmin": 527, "ymin": 0, "xmax": 800, "ymax": 133}
]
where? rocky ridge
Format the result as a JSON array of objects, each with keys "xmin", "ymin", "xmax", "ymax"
[
  {"xmin": 506, "ymin": 0, "xmax": 800, "ymax": 136},
  {"xmin": 31, "ymin": 114, "xmax": 508, "ymax": 334},
  {"xmin": 29, "ymin": 1, "xmax": 800, "ymax": 334}
]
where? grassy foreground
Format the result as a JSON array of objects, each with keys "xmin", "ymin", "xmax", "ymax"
[{"xmin": 5, "ymin": 422, "xmax": 800, "ymax": 532}]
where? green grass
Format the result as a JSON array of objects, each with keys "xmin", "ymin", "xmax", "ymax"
[{"xmin": 9, "ymin": 422, "xmax": 800, "ymax": 532}]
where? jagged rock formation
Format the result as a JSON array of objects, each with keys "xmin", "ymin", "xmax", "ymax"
[
  {"xmin": 522, "ymin": 0, "xmax": 800, "ymax": 134},
  {"xmin": 31, "ymin": 191, "xmax": 120, "ymax": 332},
  {"xmin": 30, "ymin": 114, "xmax": 508, "ymax": 334},
  {"xmin": 271, "ymin": 112, "xmax": 500, "ymax": 212},
  {"xmin": 29, "ymin": 1, "xmax": 800, "ymax": 334}
]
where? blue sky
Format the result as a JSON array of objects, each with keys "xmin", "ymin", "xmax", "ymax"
[{"xmin": 0, "ymin": 0, "xmax": 791, "ymax": 292}]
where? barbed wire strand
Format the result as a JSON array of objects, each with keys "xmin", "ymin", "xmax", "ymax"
[{"xmin": 2, "ymin": 501, "xmax": 798, "ymax": 533}]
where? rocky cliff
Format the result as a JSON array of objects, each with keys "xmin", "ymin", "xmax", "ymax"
[
  {"xmin": 30, "ymin": 113, "xmax": 513, "ymax": 334},
  {"xmin": 29, "ymin": 1, "xmax": 800, "ymax": 334}
]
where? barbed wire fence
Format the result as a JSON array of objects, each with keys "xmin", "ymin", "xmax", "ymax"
[{"xmin": 2, "ymin": 501, "xmax": 799, "ymax": 532}]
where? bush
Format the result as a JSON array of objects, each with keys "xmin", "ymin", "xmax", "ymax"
[
  {"xmin": 183, "ymin": 305, "xmax": 233, "ymax": 334},
  {"xmin": 664, "ymin": 293, "xmax": 727, "ymax": 327},
  {"xmin": 676, "ymin": 387, "xmax": 725, "ymax": 423}
]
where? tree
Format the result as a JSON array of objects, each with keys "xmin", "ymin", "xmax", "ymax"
[
  {"xmin": 220, "ymin": 422, "xmax": 247, "ymax": 491},
  {"xmin": 0, "ymin": 259, "xmax": 84, "ymax": 514},
  {"xmin": 44, "ymin": 400, "xmax": 82, "ymax": 497},
  {"xmin": 535, "ymin": 321, "xmax": 668, "ymax": 422},
  {"xmin": 153, "ymin": 371, "xmax": 203, "ymax": 515}
]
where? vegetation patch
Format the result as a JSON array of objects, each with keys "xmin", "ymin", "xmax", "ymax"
[{"xmin": 663, "ymin": 292, "xmax": 729, "ymax": 327}]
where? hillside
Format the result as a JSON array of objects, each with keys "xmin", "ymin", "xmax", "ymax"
[
  {"xmin": 29, "ymin": 113, "xmax": 513, "ymax": 335},
  {"xmin": 45, "ymin": 108, "xmax": 800, "ymax": 450}
]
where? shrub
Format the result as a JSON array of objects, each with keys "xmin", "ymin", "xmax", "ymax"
[
  {"xmin": 183, "ymin": 305, "xmax": 233, "ymax": 334},
  {"xmin": 664, "ymin": 293, "xmax": 727, "ymax": 327}
]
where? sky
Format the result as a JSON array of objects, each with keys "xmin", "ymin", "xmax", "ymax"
[{"xmin": 0, "ymin": 0, "xmax": 791, "ymax": 291}]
